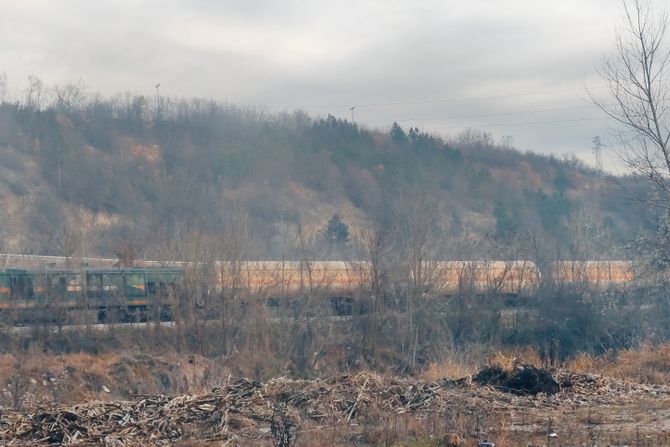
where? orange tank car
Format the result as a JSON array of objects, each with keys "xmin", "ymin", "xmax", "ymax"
[
  {"xmin": 212, "ymin": 259, "xmax": 542, "ymax": 298},
  {"xmin": 212, "ymin": 260, "xmax": 370, "ymax": 297},
  {"xmin": 548, "ymin": 260, "xmax": 635, "ymax": 290},
  {"xmin": 431, "ymin": 260, "xmax": 540, "ymax": 296}
]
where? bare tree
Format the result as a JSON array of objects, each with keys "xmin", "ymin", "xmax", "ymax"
[
  {"xmin": 397, "ymin": 192, "xmax": 448, "ymax": 370},
  {"xmin": 592, "ymin": 0, "xmax": 670, "ymax": 274},
  {"xmin": 591, "ymin": 0, "xmax": 670, "ymax": 208},
  {"xmin": 23, "ymin": 75, "xmax": 44, "ymax": 110},
  {"xmin": 56, "ymin": 224, "xmax": 80, "ymax": 268},
  {"xmin": 211, "ymin": 206, "xmax": 259, "ymax": 355},
  {"xmin": 361, "ymin": 222, "xmax": 391, "ymax": 308},
  {"xmin": 53, "ymin": 80, "xmax": 88, "ymax": 114},
  {"xmin": 453, "ymin": 127, "xmax": 494, "ymax": 148},
  {"xmin": 357, "ymin": 219, "xmax": 392, "ymax": 351}
]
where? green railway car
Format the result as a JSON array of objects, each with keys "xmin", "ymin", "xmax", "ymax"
[{"xmin": 0, "ymin": 267, "xmax": 184, "ymax": 322}]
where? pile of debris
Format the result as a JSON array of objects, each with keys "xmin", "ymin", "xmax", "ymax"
[
  {"xmin": 0, "ymin": 373, "xmax": 455, "ymax": 445},
  {"xmin": 474, "ymin": 364, "xmax": 560, "ymax": 395},
  {"xmin": 0, "ymin": 368, "xmax": 667, "ymax": 445}
]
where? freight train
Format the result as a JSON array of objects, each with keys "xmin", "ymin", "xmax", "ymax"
[
  {"xmin": 210, "ymin": 259, "xmax": 639, "ymax": 297},
  {"xmin": 0, "ymin": 254, "xmax": 639, "ymax": 323},
  {"xmin": 212, "ymin": 260, "xmax": 541, "ymax": 297}
]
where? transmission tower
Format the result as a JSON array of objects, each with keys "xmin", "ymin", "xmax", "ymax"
[{"xmin": 592, "ymin": 136, "xmax": 604, "ymax": 185}]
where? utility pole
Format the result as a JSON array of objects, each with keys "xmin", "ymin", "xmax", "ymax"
[
  {"xmin": 350, "ymin": 106, "xmax": 355, "ymax": 123},
  {"xmin": 592, "ymin": 136, "xmax": 604, "ymax": 186},
  {"xmin": 155, "ymin": 83, "xmax": 161, "ymax": 118}
]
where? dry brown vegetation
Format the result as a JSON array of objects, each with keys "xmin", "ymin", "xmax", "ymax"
[
  {"xmin": 566, "ymin": 343, "xmax": 670, "ymax": 385},
  {"xmin": 1, "ymin": 355, "xmax": 670, "ymax": 446},
  {"xmin": 0, "ymin": 341, "xmax": 670, "ymax": 445},
  {"xmin": 422, "ymin": 343, "xmax": 670, "ymax": 387},
  {"xmin": 0, "ymin": 351, "xmax": 222, "ymax": 409}
]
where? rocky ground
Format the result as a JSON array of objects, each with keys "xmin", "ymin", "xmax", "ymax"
[{"xmin": 0, "ymin": 366, "xmax": 669, "ymax": 446}]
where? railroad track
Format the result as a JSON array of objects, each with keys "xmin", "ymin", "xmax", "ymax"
[{"xmin": 0, "ymin": 314, "xmax": 355, "ymax": 334}]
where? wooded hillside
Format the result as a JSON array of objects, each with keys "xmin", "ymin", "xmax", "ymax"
[{"xmin": 0, "ymin": 92, "xmax": 648, "ymax": 261}]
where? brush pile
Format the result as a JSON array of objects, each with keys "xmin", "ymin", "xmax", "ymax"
[
  {"xmin": 0, "ymin": 369, "xmax": 667, "ymax": 446},
  {"xmin": 473, "ymin": 364, "xmax": 560, "ymax": 395}
]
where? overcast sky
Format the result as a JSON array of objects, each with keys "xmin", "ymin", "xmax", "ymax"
[{"xmin": 1, "ymin": 0, "xmax": 666, "ymax": 170}]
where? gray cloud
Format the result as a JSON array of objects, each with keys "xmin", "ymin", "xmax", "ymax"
[{"xmin": 0, "ymin": 0, "xmax": 665, "ymax": 169}]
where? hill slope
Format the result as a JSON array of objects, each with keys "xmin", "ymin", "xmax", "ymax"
[{"xmin": 0, "ymin": 98, "xmax": 648, "ymax": 261}]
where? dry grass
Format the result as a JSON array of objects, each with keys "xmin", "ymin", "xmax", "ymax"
[
  {"xmin": 2, "ymin": 344, "xmax": 670, "ymax": 445},
  {"xmin": 565, "ymin": 343, "xmax": 670, "ymax": 384},
  {"xmin": 423, "ymin": 342, "xmax": 670, "ymax": 387},
  {"xmin": 488, "ymin": 346, "xmax": 544, "ymax": 369},
  {"xmin": 420, "ymin": 346, "xmax": 546, "ymax": 381},
  {"xmin": 0, "ymin": 351, "xmax": 227, "ymax": 408},
  {"xmin": 3, "ymin": 337, "xmax": 670, "ymax": 445},
  {"xmin": 419, "ymin": 358, "xmax": 474, "ymax": 381}
]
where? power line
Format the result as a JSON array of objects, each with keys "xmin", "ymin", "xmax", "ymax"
[
  {"xmin": 360, "ymin": 104, "xmax": 599, "ymax": 124},
  {"xmin": 404, "ymin": 116, "xmax": 611, "ymax": 131},
  {"xmin": 298, "ymin": 85, "xmax": 607, "ymax": 110}
]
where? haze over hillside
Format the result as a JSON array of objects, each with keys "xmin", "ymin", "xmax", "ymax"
[
  {"xmin": 5, "ymin": 0, "xmax": 658, "ymax": 158},
  {"xmin": 0, "ymin": 91, "xmax": 649, "ymax": 261}
]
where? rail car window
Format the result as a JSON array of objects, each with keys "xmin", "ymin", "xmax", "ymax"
[
  {"xmin": 147, "ymin": 282, "xmax": 156, "ymax": 296},
  {"xmin": 86, "ymin": 273, "xmax": 103, "ymax": 298},
  {"xmin": 124, "ymin": 273, "xmax": 146, "ymax": 297},
  {"xmin": 10, "ymin": 276, "xmax": 34, "ymax": 299},
  {"xmin": 47, "ymin": 276, "xmax": 67, "ymax": 294},
  {"xmin": 0, "ymin": 274, "xmax": 11, "ymax": 299},
  {"xmin": 102, "ymin": 274, "xmax": 122, "ymax": 294},
  {"xmin": 65, "ymin": 274, "xmax": 82, "ymax": 293}
]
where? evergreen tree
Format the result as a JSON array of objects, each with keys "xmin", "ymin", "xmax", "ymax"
[
  {"xmin": 325, "ymin": 214, "xmax": 349, "ymax": 245},
  {"xmin": 390, "ymin": 122, "xmax": 408, "ymax": 144}
]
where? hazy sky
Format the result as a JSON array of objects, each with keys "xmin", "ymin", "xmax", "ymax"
[{"xmin": 0, "ymin": 0, "xmax": 666, "ymax": 170}]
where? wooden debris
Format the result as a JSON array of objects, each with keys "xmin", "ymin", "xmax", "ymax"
[{"xmin": 0, "ymin": 370, "xmax": 667, "ymax": 445}]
